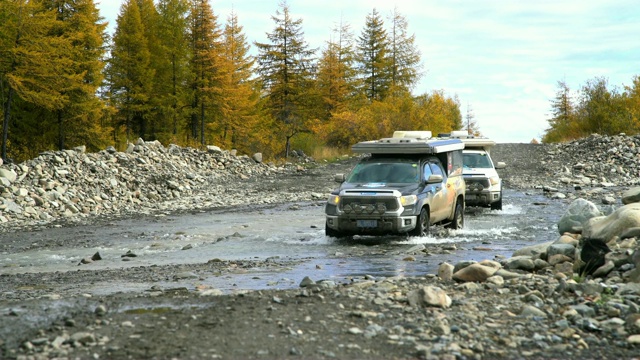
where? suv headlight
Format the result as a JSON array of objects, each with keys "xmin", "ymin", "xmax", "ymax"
[
  {"xmin": 400, "ymin": 195, "xmax": 417, "ymax": 206},
  {"xmin": 327, "ymin": 194, "xmax": 340, "ymax": 205},
  {"xmin": 489, "ymin": 176, "xmax": 500, "ymax": 186}
]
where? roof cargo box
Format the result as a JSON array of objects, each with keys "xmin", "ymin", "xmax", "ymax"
[
  {"xmin": 351, "ymin": 136, "xmax": 464, "ymax": 154},
  {"xmin": 445, "ymin": 132, "xmax": 496, "ymax": 151}
]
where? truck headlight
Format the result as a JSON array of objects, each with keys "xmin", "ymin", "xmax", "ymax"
[
  {"xmin": 489, "ymin": 176, "xmax": 500, "ymax": 186},
  {"xmin": 327, "ymin": 194, "xmax": 340, "ymax": 205},
  {"xmin": 400, "ymin": 195, "xmax": 417, "ymax": 206}
]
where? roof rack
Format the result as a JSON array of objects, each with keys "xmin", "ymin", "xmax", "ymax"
[
  {"xmin": 352, "ymin": 131, "xmax": 464, "ymax": 154},
  {"xmin": 441, "ymin": 131, "xmax": 496, "ymax": 148}
]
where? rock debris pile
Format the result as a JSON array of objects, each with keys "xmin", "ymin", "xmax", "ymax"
[
  {"xmin": 0, "ymin": 139, "xmax": 314, "ymax": 230},
  {"xmin": 494, "ymin": 133, "xmax": 640, "ymax": 204},
  {"xmin": 546, "ymin": 133, "xmax": 640, "ymax": 188}
]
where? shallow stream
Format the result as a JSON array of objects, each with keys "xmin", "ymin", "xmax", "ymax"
[{"xmin": 0, "ymin": 188, "xmax": 569, "ymax": 296}]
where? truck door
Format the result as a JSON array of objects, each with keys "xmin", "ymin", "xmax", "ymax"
[{"xmin": 425, "ymin": 162, "xmax": 448, "ymax": 222}]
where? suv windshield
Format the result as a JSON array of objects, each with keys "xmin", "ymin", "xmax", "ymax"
[
  {"xmin": 347, "ymin": 159, "xmax": 419, "ymax": 184},
  {"xmin": 463, "ymin": 153, "xmax": 492, "ymax": 169}
]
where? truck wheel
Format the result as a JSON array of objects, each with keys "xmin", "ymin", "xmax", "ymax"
[
  {"xmin": 325, "ymin": 223, "xmax": 344, "ymax": 238},
  {"xmin": 409, "ymin": 208, "xmax": 430, "ymax": 237},
  {"xmin": 447, "ymin": 201, "xmax": 464, "ymax": 229},
  {"xmin": 490, "ymin": 192, "xmax": 503, "ymax": 210}
]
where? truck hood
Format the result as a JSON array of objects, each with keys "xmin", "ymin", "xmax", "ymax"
[
  {"xmin": 463, "ymin": 168, "xmax": 491, "ymax": 177},
  {"xmin": 339, "ymin": 182, "xmax": 420, "ymax": 194}
]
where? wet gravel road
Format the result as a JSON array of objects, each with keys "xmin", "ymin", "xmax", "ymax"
[{"xmin": 1, "ymin": 143, "xmax": 592, "ymax": 359}]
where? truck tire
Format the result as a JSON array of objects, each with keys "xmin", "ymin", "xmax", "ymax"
[
  {"xmin": 447, "ymin": 201, "xmax": 464, "ymax": 230},
  {"xmin": 409, "ymin": 207, "xmax": 430, "ymax": 237},
  {"xmin": 325, "ymin": 223, "xmax": 345, "ymax": 238},
  {"xmin": 490, "ymin": 192, "xmax": 503, "ymax": 210}
]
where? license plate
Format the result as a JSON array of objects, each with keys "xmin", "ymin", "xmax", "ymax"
[
  {"xmin": 357, "ymin": 220, "xmax": 377, "ymax": 228},
  {"xmin": 466, "ymin": 195, "xmax": 476, "ymax": 200}
]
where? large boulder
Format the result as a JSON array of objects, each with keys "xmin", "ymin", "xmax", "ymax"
[
  {"xmin": 513, "ymin": 241, "xmax": 553, "ymax": 257},
  {"xmin": 557, "ymin": 198, "xmax": 602, "ymax": 234},
  {"xmin": 583, "ymin": 202, "xmax": 640, "ymax": 243},
  {"xmin": 453, "ymin": 260, "xmax": 500, "ymax": 282}
]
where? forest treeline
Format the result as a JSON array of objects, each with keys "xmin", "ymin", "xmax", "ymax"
[
  {"xmin": 3, "ymin": 1, "xmax": 633, "ymax": 164},
  {"xmin": 0, "ymin": 0, "xmax": 469, "ymax": 163},
  {"xmin": 544, "ymin": 77, "xmax": 640, "ymax": 142}
]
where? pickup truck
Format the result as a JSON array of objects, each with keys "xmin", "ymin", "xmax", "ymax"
[{"xmin": 325, "ymin": 131, "xmax": 466, "ymax": 238}]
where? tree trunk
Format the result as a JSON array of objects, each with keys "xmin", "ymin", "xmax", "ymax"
[
  {"xmin": 1, "ymin": 87, "xmax": 14, "ymax": 162},
  {"xmin": 200, "ymin": 101, "xmax": 205, "ymax": 145},
  {"xmin": 57, "ymin": 110, "xmax": 65, "ymax": 150}
]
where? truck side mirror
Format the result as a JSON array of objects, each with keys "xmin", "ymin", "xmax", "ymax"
[
  {"xmin": 334, "ymin": 174, "xmax": 346, "ymax": 183},
  {"xmin": 426, "ymin": 174, "xmax": 443, "ymax": 184},
  {"xmin": 495, "ymin": 162, "xmax": 506, "ymax": 169}
]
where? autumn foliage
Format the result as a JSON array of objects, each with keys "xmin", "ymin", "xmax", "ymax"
[
  {"xmin": 543, "ymin": 77, "xmax": 640, "ymax": 143},
  {"xmin": 1, "ymin": 1, "xmax": 464, "ymax": 163}
]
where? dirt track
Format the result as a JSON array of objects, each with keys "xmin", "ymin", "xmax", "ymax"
[{"xmin": 2, "ymin": 143, "xmax": 640, "ymax": 360}]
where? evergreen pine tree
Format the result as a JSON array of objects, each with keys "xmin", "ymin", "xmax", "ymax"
[
  {"xmin": 188, "ymin": 0, "xmax": 223, "ymax": 145},
  {"xmin": 255, "ymin": 1, "xmax": 316, "ymax": 157},
  {"xmin": 218, "ymin": 10, "xmax": 259, "ymax": 152},
  {"xmin": 357, "ymin": 8, "xmax": 391, "ymax": 101},
  {"xmin": 316, "ymin": 20, "xmax": 361, "ymax": 120},
  {"xmin": 156, "ymin": 0, "xmax": 190, "ymax": 140},
  {"xmin": 45, "ymin": 0, "xmax": 109, "ymax": 151},
  {"xmin": 387, "ymin": 7, "xmax": 421, "ymax": 94},
  {"xmin": 108, "ymin": 0, "xmax": 154, "ymax": 142}
]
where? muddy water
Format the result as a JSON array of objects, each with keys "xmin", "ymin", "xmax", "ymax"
[{"xmin": 0, "ymin": 188, "xmax": 566, "ymax": 295}]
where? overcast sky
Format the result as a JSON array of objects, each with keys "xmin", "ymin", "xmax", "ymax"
[{"xmin": 97, "ymin": 0, "xmax": 640, "ymax": 143}]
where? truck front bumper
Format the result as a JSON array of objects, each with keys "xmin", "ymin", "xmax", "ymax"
[
  {"xmin": 465, "ymin": 190, "xmax": 501, "ymax": 206},
  {"xmin": 325, "ymin": 215, "xmax": 417, "ymax": 235}
]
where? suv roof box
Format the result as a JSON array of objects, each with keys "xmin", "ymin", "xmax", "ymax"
[
  {"xmin": 392, "ymin": 131, "xmax": 432, "ymax": 139},
  {"xmin": 443, "ymin": 131, "xmax": 496, "ymax": 149},
  {"xmin": 352, "ymin": 136, "xmax": 464, "ymax": 154}
]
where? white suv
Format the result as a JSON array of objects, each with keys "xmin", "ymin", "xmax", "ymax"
[
  {"xmin": 444, "ymin": 131, "xmax": 506, "ymax": 210},
  {"xmin": 462, "ymin": 148, "xmax": 505, "ymax": 210}
]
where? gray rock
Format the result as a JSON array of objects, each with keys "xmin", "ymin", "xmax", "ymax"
[
  {"xmin": 494, "ymin": 269, "xmax": 524, "ymax": 279},
  {"xmin": 592, "ymin": 260, "xmax": 615, "ymax": 278},
  {"xmin": 174, "ymin": 271, "xmax": 198, "ymax": 280},
  {"xmin": 299, "ymin": 276, "xmax": 315, "ymax": 287},
  {"xmin": 503, "ymin": 256, "xmax": 535, "ymax": 271},
  {"xmin": 521, "ymin": 305, "xmax": 547, "ymax": 318},
  {"xmin": 438, "ymin": 262, "xmax": 454, "ymax": 282},
  {"xmin": 547, "ymin": 254, "xmax": 572, "ymax": 266},
  {"xmin": 623, "ymin": 187, "xmax": 640, "ymax": 205},
  {"xmin": 584, "ymin": 203, "xmax": 640, "ymax": 243},
  {"xmin": 513, "ymin": 241, "xmax": 553, "ymax": 257},
  {"xmin": 453, "ymin": 261, "xmax": 499, "ymax": 282},
  {"xmin": 572, "ymin": 304, "xmax": 596, "ymax": 317},
  {"xmin": 452, "ymin": 260, "xmax": 477, "ymax": 274},
  {"xmin": 407, "ymin": 286, "xmax": 452, "ymax": 308},
  {"xmin": 70, "ymin": 332, "xmax": 96, "ymax": 345},
  {"xmin": 620, "ymin": 227, "xmax": 640, "ymax": 240},
  {"xmin": 0, "ymin": 168, "xmax": 17, "ymax": 183},
  {"xmin": 547, "ymin": 243, "xmax": 576, "ymax": 258},
  {"xmin": 207, "ymin": 145, "xmax": 222, "ymax": 153},
  {"xmin": 557, "ymin": 198, "xmax": 601, "ymax": 235}
]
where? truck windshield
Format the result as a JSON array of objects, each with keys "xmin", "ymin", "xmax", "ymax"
[
  {"xmin": 463, "ymin": 153, "xmax": 492, "ymax": 169},
  {"xmin": 346, "ymin": 160, "xmax": 419, "ymax": 184}
]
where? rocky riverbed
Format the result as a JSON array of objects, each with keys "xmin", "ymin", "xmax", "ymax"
[{"xmin": 3, "ymin": 135, "xmax": 640, "ymax": 359}]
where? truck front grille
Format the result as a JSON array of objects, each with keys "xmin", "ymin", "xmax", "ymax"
[
  {"xmin": 465, "ymin": 178, "xmax": 490, "ymax": 191},
  {"xmin": 341, "ymin": 197, "xmax": 399, "ymax": 214}
]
